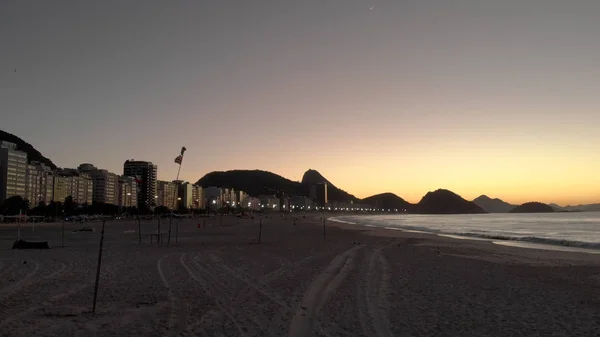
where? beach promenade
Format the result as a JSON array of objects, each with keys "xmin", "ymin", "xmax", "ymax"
[{"xmin": 1, "ymin": 215, "xmax": 599, "ymax": 337}]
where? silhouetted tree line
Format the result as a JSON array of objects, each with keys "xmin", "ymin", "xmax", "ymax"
[{"xmin": 0, "ymin": 195, "xmax": 139, "ymax": 219}]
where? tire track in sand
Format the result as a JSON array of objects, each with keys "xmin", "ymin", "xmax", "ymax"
[
  {"xmin": 0, "ymin": 260, "xmax": 40, "ymax": 301},
  {"xmin": 357, "ymin": 244, "xmax": 394, "ymax": 337},
  {"xmin": 157, "ymin": 252, "xmax": 182, "ymax": 336},
  {"xmin": 288, "ymin": 245, "xmax": 363, "ymax": 337},
  {"xmin": 180, "ymin": 253, "xmax": 247, "ymax": 336}
]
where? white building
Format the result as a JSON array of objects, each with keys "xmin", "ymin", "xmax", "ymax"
[{"xmin": 0, "ymin": 141, "xmax": 28, "ymax": 203}]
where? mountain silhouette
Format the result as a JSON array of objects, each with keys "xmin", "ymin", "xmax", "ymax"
[
  {"xmin": 0, "ymin": 130, "xmax": 56, "ymax": 169},
  {"xmin": 301, "ymin": 169, "xmax": 359, "ymax": 202},
  {"xmin": 197, "ymin": 169, "xmax": 359, "ymax": 203},
  {"xmin": 509, "ymin": 202, "xmax": 555, "ymax": 213},
  {"xmin": 416, "ymin": 189, "xmax": 485, "ymax": 214},
  {"xmin": 473, "ymin": 195, "xmax": 516, "ymax": 213},
  {"xmin": 196, "ymin": 170, "xmax": 305, "ymax": 197},
  {"xmin": 362, "ymin": 193, "xmax": 412, "ymax": 211},
  {"xmin": 301, "ymin": 169, "xmax": 328, "ymax": 185}
]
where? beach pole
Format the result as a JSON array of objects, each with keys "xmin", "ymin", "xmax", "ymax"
[
  {"xmin": 258, "ymin": 219, "xmax": 262, "ymax": 243},
  {"xmin": 92, "ymin": 219, "xmax": 106, "ymax": 314},
  {"xmin": 175, "ymin": 218, "xmax": 179, "ymax": 243},
  {"xmin": 137, "ymin": 216, "xmax": 141, "ymax": 245},
  {"xmin": 157, "ymin": 217, "xmax": 161, "ymax": 244},
  {"xmin": 322, "ymin": 215, "xmax": 326, "ymax": 241},
  {"xmin": 17, "ymin": 209, "xmax": 21, "ymax": 240},
  {"xmin": 168, "ymin": 215, "xmax": 172, "ymax": 245},
  {"xmin": 61, "ymin": 220, "xmax": 65, "ymax": 248}
]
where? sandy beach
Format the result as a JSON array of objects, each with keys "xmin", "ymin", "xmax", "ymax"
[{"xmin": 1, "ymin": 215, "xmax": 599, "ymax": 337}]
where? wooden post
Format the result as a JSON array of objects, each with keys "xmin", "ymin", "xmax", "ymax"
[
  {"xmin": 258, "ymin": 219, "xmax": 262, "ymax": 243},
  {"xmin": 175, "ymin": 218, "xmax": 179, "ymax": 243},
  {"xmin": 157, "ymin": 217, "xmax": 161, "ymax": 244},
  {"xmin": 92, "ymin": 219, "xmax": 106, "ymax": 314},
  {"xmin": 137, "ymin": 216, "xmax": 141, "ymax": 245},
  {"xmin": 168, "ymin": 215, "xmax": 172, "ymax": 245}
]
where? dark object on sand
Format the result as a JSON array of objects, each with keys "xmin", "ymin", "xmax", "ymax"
[{"xmin": 12, "ymin": 239, "xmax": 50, "ymax": 249}]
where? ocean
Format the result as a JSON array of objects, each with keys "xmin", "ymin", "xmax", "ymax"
[{"xmin": 330, "ymin": 212, "xmax": 600, "ymax": 252}]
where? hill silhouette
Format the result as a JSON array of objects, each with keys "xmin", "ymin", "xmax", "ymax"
[
  {"xmin": 509, "ymin": 202, "xmax": 555, "ymax": 213},
  {"xmin": 0, "ymin": 130, "xmax": 56, "ymax": 169},
  {"xmin": 197, "ymin": 171, "xmax": 488, "ymax": 214},
  {"xmin": 362, "ymin": 193, "xmax": 412, "ymax": 211},
  {"xmin": 416, "ymin": 189, "xmax": 485, "ymax": 214},
  {"xmin": 301, "ymin": 169, "xmax": 359, "ymax": 202},
  {"xmin": 473, "ymin": 195, "xmax": 516, "ymax": 213},
  {"xmin": 197, "ymin": 169, "xmax": 359, "ymax": 203},
  {"xmin": 196, "ymin": 170, "xmax": 305, "ymax": 197}
]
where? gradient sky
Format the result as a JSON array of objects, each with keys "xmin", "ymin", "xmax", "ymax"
[{"xmin": 2, "ymin": 0, "xmax": 599, "ymax": 206}]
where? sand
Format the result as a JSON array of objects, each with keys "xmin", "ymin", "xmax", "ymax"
[{"xmin": 1, "ymin": 215, "xmax": 599, "ymax": 337}]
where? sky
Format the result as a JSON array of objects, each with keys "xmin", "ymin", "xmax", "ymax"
[{"xmin": 1, "ymin": 0, "xmax": 599, "ymax": 206}]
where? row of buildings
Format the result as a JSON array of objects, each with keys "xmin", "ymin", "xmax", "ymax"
[{"xmin": 1, "ymin": 141, "xmax": 333, "ymax": 213}]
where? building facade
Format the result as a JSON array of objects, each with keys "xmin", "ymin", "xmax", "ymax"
[
  {"xmin": 0, "ymin": 141, "xmax": 28, "ymax": 203},
  {"xmin": 310, "ymin": 183, "xmax": 328, "ymax": 206},
  {"xmin": 59, "ymin": 169, "xmax": 93, "ymax": 205},
  {"xmin": 118, "ymin": 176, "xmax": 138, "ymax": 208},
  {"xmin": 123, "ymin": 160, "xmax": 157, "ymax": 209},
  {"xmin": 179, "ymin": 182, "xmax": 194, "ymax": 209},
  {"xmin": 191, "ymin": 185, "xmax": 204, "ymax": 209},
  {"xmin": 25, "ymin": 161, "xmax": 54, "ymax": 205},
  {"xmin": 156, "ymin": 180, "xmax": 177, "ymax": 210},
  {"xmin": 78, "ymin": 163, "xmax": 119, "ymax": 205},
  {"xmin": 53, "ymin": 175, "xmax": 68, "ymax": 203}
]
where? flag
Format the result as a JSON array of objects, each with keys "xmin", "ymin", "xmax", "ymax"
[
  {"xmin": 174, "ymin": 155, "xmax": 183, "ymax": 164},
  {"xmin": 180, "ymin": 146, "xmax": 187, "ymax": 156},
  {"xmin": 134, "ymin": 175, "xmax": 143, "ymax": 184}
]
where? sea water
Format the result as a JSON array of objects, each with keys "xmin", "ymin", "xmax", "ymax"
[{"xmin": 331, "ymin": 212, "xmax": 600, "ymax": 251}]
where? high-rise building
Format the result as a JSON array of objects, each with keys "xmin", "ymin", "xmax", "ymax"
[
  {"xmin": 123, "ymin": 160, "xmax": 157, "ymax": 209},
  {"xmin": 310, "ymin": 183, "xmax": 328, "ymax": 206},
  {"xmin": 179, "ymin": 182, "xmax": 193, "ymax": 209},
  {"xmin": 25, "ymin": 161, "xmax": 54, "ymax": 205},
  {"xmin": 53, "ymin": 175, "xmax": 68, "ymax": 203},
  {"xmin": 236, "ymin": 190, "xmax": 248, "ymax": 206},
  {"xmin": 0, "ymin": 141, "xmax": 28, "ymax": 203},
  {"xmin": 78, "ymin": 163, "xmax": 119, "ymax": 205},
  {"xmin": 156, "ymin": 180, "xmax": 177, "ymax": 209},
  {"xmin": 58, "ymin": 169, "xmax": 93, "ymax": 204},
  {"xmin": 204, "ymin": 186, "xmax": 223, "ymax": 209},
  {"xmin": 118, "ymin": 176, "xmax": 138, "ymax": 208},
  {"xmin": 191, "ymin": 184, "xmax": 204, "ymax": 209}
]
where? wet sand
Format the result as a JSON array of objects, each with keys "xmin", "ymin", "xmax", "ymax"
[{"xmin": 0, "ymin": 215, "xmax": 599, "ymax": 337}]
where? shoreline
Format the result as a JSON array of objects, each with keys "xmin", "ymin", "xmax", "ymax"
[{"xmin": 327, "ymin": 215, "xmax": 600, "ymax": 256}]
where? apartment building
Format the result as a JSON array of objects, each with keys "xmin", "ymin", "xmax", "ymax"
[
  {"xmin": 78, "ymin": 163, "xmax": 119, "ymax": 205},
  {"xmin": 118, "ymin": 176, "xmax": 137, "ymax": 208},
  {"xmin": 123, "ymin": 160, "xmax": 157, "ymax": 209},
  {"xmin": 236, "ymin": 190, "xmax": 248, "ymax": 206},
  {"xmin": 156, "ymin": 180, "xmax": 177, "ymax": 209},
  {"xmin": 53, "ymin": 175, "xmax": 68, "ymax": 203},
  {"xmin": 310, "ymin": 183, "xmax": 328, "ymax": 206},
  {"xmin": 191, "ymin": 184, "xmax": 205, "ymax": 209},
  {"xmin": 258, "ymin": 194, "xmax": 280, "ymax": 210},
  {"xmin": 57, "ymin": 169, "xmax": 93, "ymax": 204},
  {"xmin": 0, "ymin": 141, "xmax": 28, "ymax": 203},
  {"xmin": 25, "ymin": 161, "xmax": 54, "ymax": 205},
  {"xmin": 179, "ymin": 182, "xmax": 193, "ymax": 209},
  {"xmin": 242, "ymin": 196, "xmax": 261, "ymax": 210}
]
